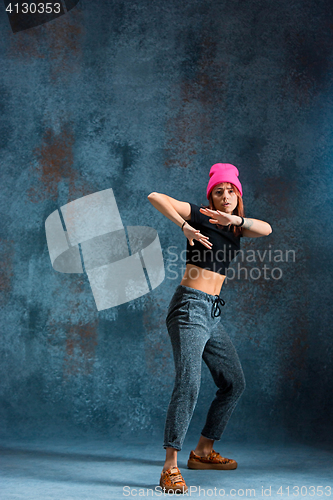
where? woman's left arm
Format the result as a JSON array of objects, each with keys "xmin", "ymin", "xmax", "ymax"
[
  {"xmin": 234, "ymin": 215, "xmax": 272, "ymax": 238},
  {"xmin": 199, "ymin": 208, "xmax": 272, "ymax": 237},
  {"xmin": 233, "ymin": 216, "xmax": 272, "ymax": 238}
]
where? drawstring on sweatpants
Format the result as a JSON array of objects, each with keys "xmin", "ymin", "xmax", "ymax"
[{"xmin": 211, "ymin": 296, "xmax": 225, "ymax": 318}]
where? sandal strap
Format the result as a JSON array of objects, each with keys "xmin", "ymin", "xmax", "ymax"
[
  {"xmin": 171, "ymin": 474, "xmax": 183, "ymax": 483},
  {"xmin": 211, "ymin": 449, "xmax": 232, "ymax": 463},
  {"xmin": 163, "ymin": 468, "xmax": 185, "ymax": 484}
]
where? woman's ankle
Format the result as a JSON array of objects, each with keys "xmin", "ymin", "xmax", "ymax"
[
  {"xmin": 162, "ymin": 461, "xmax": 177, "ymax": 472},
  {"xmin": 194, "ymin": 436, "xmax": 214, "ymax": 456},
  {"xmin": 163, "ymin": 447, "xmax": 178, "ymax": 471},
  {"xmin": 193, "ymin": 447, "xmax": 211, "ymax": 457}
]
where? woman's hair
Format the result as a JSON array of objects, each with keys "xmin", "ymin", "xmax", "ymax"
[{"xmin": 201, "ymin": 183, "xmax": 245, "ymax": 238}]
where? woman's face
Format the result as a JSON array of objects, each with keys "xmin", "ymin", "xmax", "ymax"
[{"xmin": 211, "ymin": 183, "xmax": 238, "ymax": 214}]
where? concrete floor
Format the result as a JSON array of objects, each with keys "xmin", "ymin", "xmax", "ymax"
[{"xmin": 0, "ymin": 436, "xmax": 332, "ymax": 499}]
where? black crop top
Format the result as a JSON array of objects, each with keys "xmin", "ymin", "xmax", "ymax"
[{"xmin": 185, "ymin": 203, "xmax": 241, "ymax": 275}]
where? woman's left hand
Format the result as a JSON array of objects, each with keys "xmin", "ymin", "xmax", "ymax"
[{"xmin": 199, "ymin": 207, "xmax": 237, "ymax": 226}]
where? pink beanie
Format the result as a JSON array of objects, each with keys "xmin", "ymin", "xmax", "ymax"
[{"xmin": 206, "ymin": 163, "xmax": 243, "ymax": 199}]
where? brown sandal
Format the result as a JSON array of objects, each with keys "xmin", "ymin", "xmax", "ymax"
[
  {"xmin": 187, "ymin": 449, "xmax": 238, "ymax": 470},
  {"xmin": 160, "ymin": 466, "xmax": 188, "ymax": 493}
]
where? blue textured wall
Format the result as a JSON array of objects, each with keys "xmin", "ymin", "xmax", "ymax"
[{"xmin": 0, "ymin": 0, "xmax": 332, "ymax": 445}]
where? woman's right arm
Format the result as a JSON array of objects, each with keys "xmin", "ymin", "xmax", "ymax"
[
  {"xmin": 147, "ymin": 192, "xmax": 212, "ymax": 249},
  {"xmin": 147, "ymin": 192, "xmax": 191, "ymax": 228}
]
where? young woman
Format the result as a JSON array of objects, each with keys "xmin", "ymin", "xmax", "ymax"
[{"xmin": 148, "ymin": 163, "xmax": 272, "ymax": 494}]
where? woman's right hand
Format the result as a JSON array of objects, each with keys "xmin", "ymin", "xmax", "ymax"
[{"xmin": 182, "ymin": 222, "xmax": 213, "ymax": 249}]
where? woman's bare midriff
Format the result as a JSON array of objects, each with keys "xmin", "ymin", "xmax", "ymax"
[{"xmin": 180, "ymin": 263, "xmax": 226, "ymax": 296}]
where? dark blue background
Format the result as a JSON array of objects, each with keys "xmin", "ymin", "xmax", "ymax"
[{"xmin": 0, "ymin": 0, "xmax": 332, "ymax": 446}]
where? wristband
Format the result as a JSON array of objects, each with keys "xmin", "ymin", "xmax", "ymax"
[
  {"xmin": 181, "ymin": 221, "xmax": 186, "ymax": 231},
  {"xmin": 237, "ymin": 216, "xmax": 245, "ymax": 227}
]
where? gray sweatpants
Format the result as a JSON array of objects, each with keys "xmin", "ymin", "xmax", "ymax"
[{"xmin": 163, "ymin": 284, "xmax": 246, "ymax": 451}]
